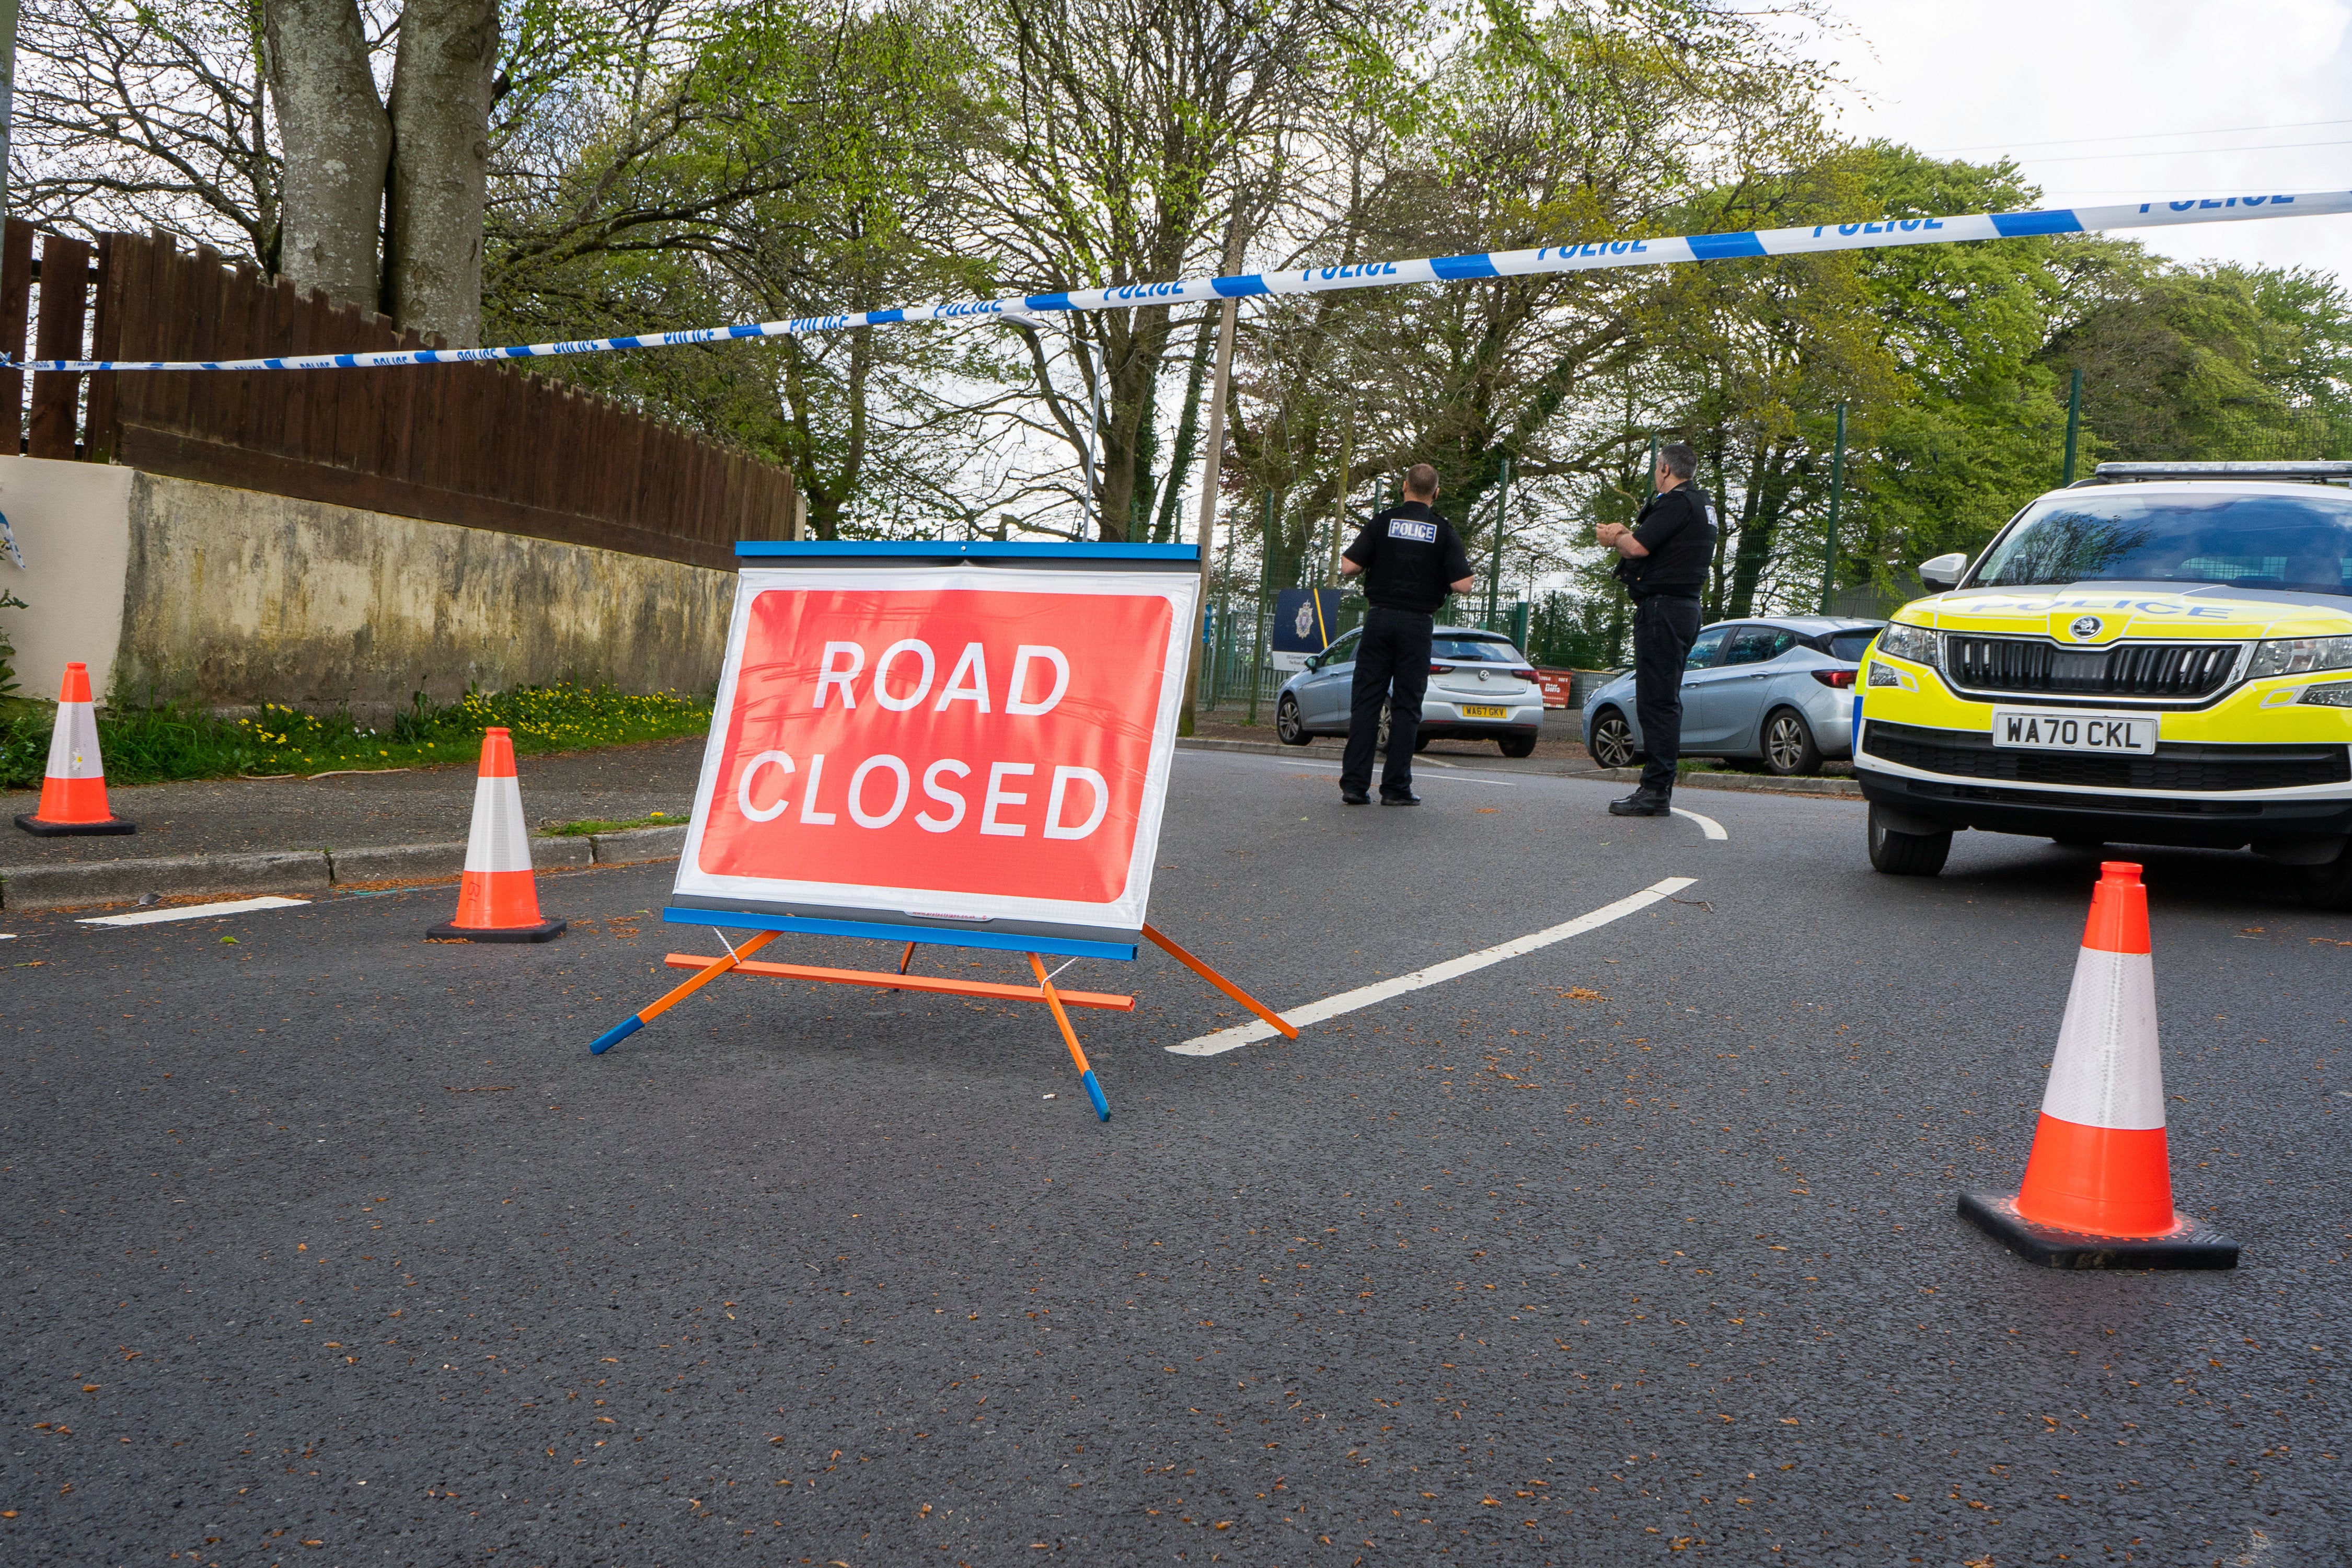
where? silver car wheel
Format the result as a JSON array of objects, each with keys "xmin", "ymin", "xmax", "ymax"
[
  {"xmin": 1589, "ymin": 709, "xmax": 1636, "ymax": 770},
  {"xmin": 1275, "ymin": 693, "xmax": 1309, "ymax": 745},
  {"xmin": 1761, "ymin": 708, "xmax": 1822, "ymax": 777}
]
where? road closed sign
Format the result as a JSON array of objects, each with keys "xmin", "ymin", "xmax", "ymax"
[{"xmin": 673, "ymin": 552, "xmax": 1200, "ymax": 945}]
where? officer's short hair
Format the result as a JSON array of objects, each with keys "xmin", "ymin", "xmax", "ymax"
[
  {"xmin": 1659, "ymin": 443, "xmax": 1699, "ymax": 481},
  {"xmin": 1403, "ymin": 463, "xmax": 1439, "ymax": 498}
]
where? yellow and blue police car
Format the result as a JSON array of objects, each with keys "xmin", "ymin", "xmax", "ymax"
[{"xmin": 1854, "ymin": 462, "xmax": 2352, "ymax": 908}]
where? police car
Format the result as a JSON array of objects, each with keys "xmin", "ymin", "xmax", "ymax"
[{"xmin": 1854, "ymin": 462, "xmax": 2352, "ymax": 907}]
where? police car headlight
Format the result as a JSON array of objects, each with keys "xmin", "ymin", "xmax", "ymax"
[
  {"xmin": 2249, "ymin": 636, "xmax": 2352, "ymax": 678},
  {"xmin": 1877, "ymin": 623, "xmax": 1940, "ymax": 668},
  {"xmin": 2300, "ymin": 680, "xmax": 2352, "ymax": 707}
]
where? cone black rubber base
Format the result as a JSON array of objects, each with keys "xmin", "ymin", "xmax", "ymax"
[
  {"xmin": 16, "ymin": 813, "xmax": 136, "ymax": 836},
  {"xmin": 425, "ymin": 918, "xmax": 567, "ymax": 943},
  {"xmin": 1958, "ymin": 1191, "xmax": 2238, "ymax": 1270}
]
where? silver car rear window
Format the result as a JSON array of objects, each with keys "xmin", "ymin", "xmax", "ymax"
[{"xmin": 1433, "ymin": 638, "xmax": 1524, "ymax": 662}]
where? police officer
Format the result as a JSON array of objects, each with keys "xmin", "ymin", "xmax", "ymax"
[
  {"xmin": 1337, "ymin": 463, "xmax": 1475, "ymax": 806},
  {"xmin": 1595, "ymin": 442, "xmax": 1717, "ymax": 817}
]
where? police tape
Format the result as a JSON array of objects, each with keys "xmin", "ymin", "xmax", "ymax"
[{"xmin": 15, "ymin": 190, "xmax": 2351, "ymax": 373}]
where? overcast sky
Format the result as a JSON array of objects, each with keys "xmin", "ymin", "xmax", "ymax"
[{"xmin": 1805, "ymin": 0, "xmax": 2352, "ymax": 281}]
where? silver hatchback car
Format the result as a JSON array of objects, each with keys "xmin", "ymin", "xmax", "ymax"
[
  {"xmin": 1275, "ymin": 625, "xmax": 1544, "ymax": 757},
  {"xmin": 1581, "ymin": 616, "xmax": 1884, "ymax": 776}
]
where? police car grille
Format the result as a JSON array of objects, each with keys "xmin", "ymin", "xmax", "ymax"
[
  {"xmin": 1863, "ymin": 723, "xmax": 2349, "ymax": 792},
  {"xmin": 1944, "ymin": 636, "xmax": 2239, "ymax": 697}
]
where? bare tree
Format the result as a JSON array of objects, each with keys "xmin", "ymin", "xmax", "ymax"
[{"xmin": 10, "ymin": 0, "xmax": 285, "ymax": 261}]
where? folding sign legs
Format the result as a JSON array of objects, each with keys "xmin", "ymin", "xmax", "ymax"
[
  {"xmin": 1142, "ymin": 924, "xmax": 1299, "ymax": 1041},
  {"xmin": 1030, "ymin": 953, "xmax": 1112, "ymax": 1122},
  {"xmin": 591, "ymin": 930, "xmax": 780, "ymax": 1053}
]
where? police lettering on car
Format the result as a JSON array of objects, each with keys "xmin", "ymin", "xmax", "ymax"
[{"xmin": 1335, "ymin": 463, "xmax": 1477, "ymax": 805}]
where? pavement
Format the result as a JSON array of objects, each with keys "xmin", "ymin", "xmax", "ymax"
[
  {"xmin": 0, "ymin": 739, "xmax": 707, "ymax": 864},
  {"xmin": 4, "ymin": 747, "xmax": 2347, "ymax": 1564}
]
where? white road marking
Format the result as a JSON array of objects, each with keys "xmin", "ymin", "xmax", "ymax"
[
  {"xmin": 1672, "ymin": 807, "xmax": 1727, "ymax": 840},
  {"xmin": 1168, "ymin": 876, "xmax": 1697, "ymax": 1057},
  {"xmin": 78, "ymin": 895, "xmax": 310, "ymax": 928}
]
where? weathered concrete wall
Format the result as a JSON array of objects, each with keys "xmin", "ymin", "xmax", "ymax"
[
  {"xmin": 1, "ymin": 456, "xmax": 735, "ymax": 709},
  {"xmin": 0, "ymin": 456, "xmax": 139, "ymax": 701},
  {"xmin": 117, "ymin": 472, "xmax": 735, "ymax": 708}
]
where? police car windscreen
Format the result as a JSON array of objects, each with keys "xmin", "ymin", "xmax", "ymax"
[
  {"xmin": 1433, "ymin": 637, "xmax": 1525, "ymax": 662},
  {"xmin": 1976, "ymin": 491, "xmax": 2352, "ymax": 594}
]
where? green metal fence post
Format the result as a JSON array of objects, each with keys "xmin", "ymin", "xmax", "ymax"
[
  {"xmin": 1246, "ymin": 491, "xmax": 1272, "ymax": 725},
  {"xmin": 1510, "ymin": 599, "xmax": 1530, "ymax": 651},
  {"xmin": 2062, "ymin": 366, "xmax": 2083, "ymax": 485},
  {"xmin": 1818, "ymin": 401, "xmax": 1846, "ymax": 616},
  {"xmin": 1486, "ymin": 454, "xmax": 1510, "ymax": 628}
]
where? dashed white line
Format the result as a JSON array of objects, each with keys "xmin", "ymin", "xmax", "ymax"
[
  {"xmin": 1168, "ymin": 876, "xmax": 1698, "ymax": 1057},
  {"xmin": 1672, "ymin": 806, "xmax": 1727, "ymax": 840},
  {"xmin": 78, "ymin": 896, "xmax": 310, "ymax": 927}
]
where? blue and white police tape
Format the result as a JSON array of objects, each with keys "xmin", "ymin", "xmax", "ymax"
[{"xmin": 16, "ymin": 190, "xmax": 2350, "ymax": 374}]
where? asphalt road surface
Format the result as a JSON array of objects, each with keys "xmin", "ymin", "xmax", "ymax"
[{"xmin": 5, "ymin": 751, "xmax": 2347, "ymax": 1566}]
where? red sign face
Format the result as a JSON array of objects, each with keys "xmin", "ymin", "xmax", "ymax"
[{"xmin": 695, "ymin": 586, "xmax": 1175, "ymax": 905}]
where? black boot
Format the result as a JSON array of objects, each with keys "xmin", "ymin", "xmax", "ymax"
[{"xmin": 1608, "ymin": 789, "xmax": 1673, "ymax": 817}]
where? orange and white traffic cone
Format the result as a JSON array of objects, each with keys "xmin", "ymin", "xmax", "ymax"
[
  {"xmin": 14, "ymin": 662, "xmax": 135, "ymax": 836},
  {"xmin": 426, "ymin": 728, "xmax": 566, "ymax": 943},
  {"xmin": 1959, "ymin": 861, "xmax": 2235, "ymax": 1269}
]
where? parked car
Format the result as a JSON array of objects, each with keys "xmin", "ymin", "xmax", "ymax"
[
  {"xmin": 1854, "ymin": 460, "xmax": 2352, "ymax": 906},
  {"xmin": 1274, "ymin": 626, "xmax": 1544, "ymax": 757},
  {"xmin": 1580, "ymin": 615, "xmax": 1887, "ymax": 776}
]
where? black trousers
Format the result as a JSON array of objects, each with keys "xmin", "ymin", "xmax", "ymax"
[
  {"xmin": 1632, "ymin": 593, "xmax": 1702, "ymax": 795},
  {"xmin": 1340, "ymin": 606, "xmax": 1433, "ymax": 797}
]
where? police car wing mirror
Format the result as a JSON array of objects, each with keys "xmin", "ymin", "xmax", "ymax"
[{"xmin": 1917, "ymin": 551, "xmax": 1968, "ymax": 590}]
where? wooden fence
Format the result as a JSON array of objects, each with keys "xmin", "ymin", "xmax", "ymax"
[{"xmin": 2, "ymin": 220, "xmax": 797, "ymax": 570}]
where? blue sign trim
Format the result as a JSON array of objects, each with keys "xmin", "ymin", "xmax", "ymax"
[
  {"xmin": 734, "ymin": 539, "xmax": 1201, "ymax": 561},
  {"xmin": 661, "ymin": 906, "xmax": 1138, "ymax": 962}
]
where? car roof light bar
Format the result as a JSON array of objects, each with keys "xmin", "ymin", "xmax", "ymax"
[{"xmin": 2091, "ymin": 460, "xmax": 2352, "ymax": 483}]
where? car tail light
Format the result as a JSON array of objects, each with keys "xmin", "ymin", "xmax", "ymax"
[
  {"xmin": 1428, "ymin": 662, "xmax": 1455, "ymax": 675},
  {"xmin": 1507, "ymin": 667, "xmax": 1538, "ymax": 682},
  {"xmin": 1812, "ymin": 668, "xmax": 1857, "ymax": 688}
]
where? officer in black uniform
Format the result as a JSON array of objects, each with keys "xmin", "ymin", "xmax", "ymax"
[
  {"xmin": 1337, "ymin": 463, "xmax": 1476, "ymax": 806},
  {"xmin": 1596, "ymin": 442, "xmax": 1717, "ymax": 817}
]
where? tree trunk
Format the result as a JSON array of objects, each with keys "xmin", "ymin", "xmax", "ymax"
[
  {"xmin": 263, "ymin": 0, "xmax": 389, "ymax": 306},
  {"xmin": 384, "ymin": 0, "xmax": 499, "ymax": 345},
  {"xmin": 1151, "ymin": 307, "xmax": 1218, "ymax": 544},
  {"xmin": 1726, "ymin": 448, "xmax": 1790, "ymax": 619},
  {"xmin": 1092, "ymin": 306, "xmax": 1174, "ymax": 543}
]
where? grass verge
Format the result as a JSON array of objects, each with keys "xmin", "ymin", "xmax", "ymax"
[
  {"xmin": 544, "ymin": 811, "xmax": 686, "ymax": 837},
  {"xmin": 0, "ymin": 684, "xmax": 712, "ymax": 790}
]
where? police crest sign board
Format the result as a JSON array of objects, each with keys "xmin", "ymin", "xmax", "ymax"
[{"xmin": 670, "ymin": 543, "xmax": 1201, "ymax": 951}]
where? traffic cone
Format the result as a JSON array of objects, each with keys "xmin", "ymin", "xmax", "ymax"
[
  {"xmin": 1958, "ymin": 862, "xmax": 2236, "ymax": 1269},
  {"xmin": 14, "ymin": 662, "xmax": 135, "ymax": 836},
  {"xmin": 425, "ymin": 728, "xmax": 566, "ymax": 943}
]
